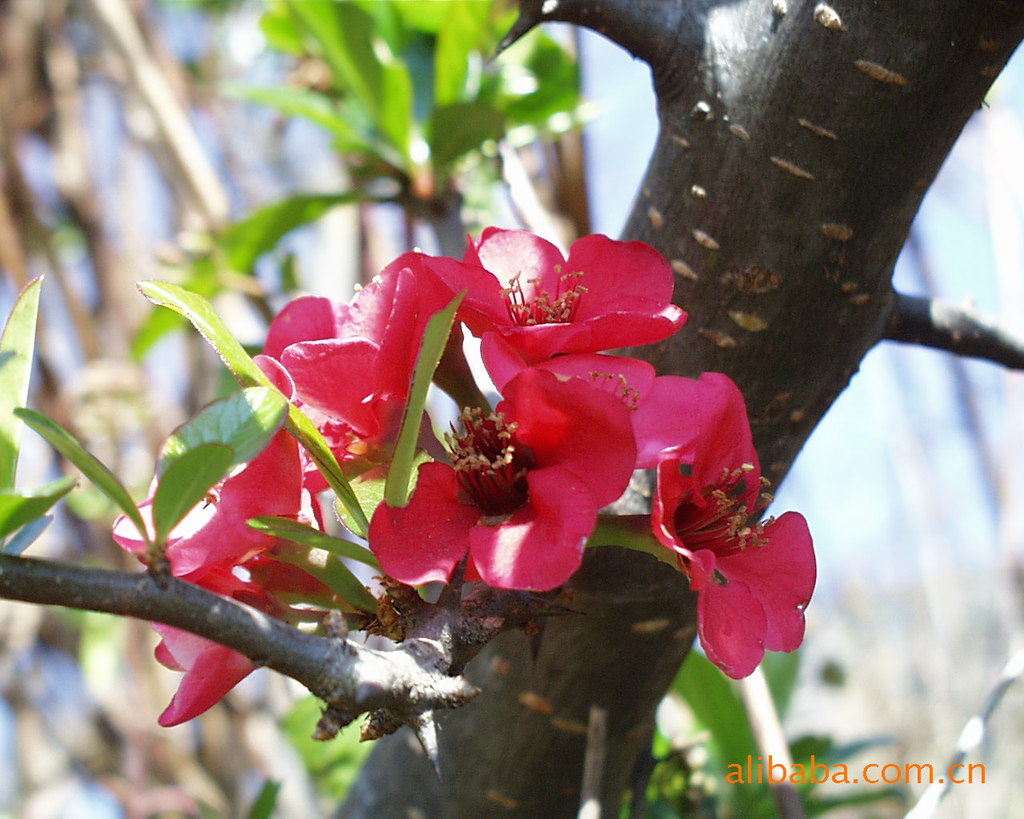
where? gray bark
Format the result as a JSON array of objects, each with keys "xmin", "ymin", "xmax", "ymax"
[{"xmin": 341, "ymin": 1, "xmax": 1024, "ymax": 816}]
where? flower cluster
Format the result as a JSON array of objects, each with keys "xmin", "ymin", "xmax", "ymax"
[{"xmin": 114, "ymin": 227, "xmax": 815, "ymax": 724}]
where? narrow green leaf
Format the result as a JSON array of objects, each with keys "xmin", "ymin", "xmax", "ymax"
[
  {"xmin": 14, "ymin": 408, "xmax": 150, "ymax": 545},
  {"xmin": 2, "ymin": 514, "xmax": 52, "ymax": 556},
  {"xmin": 378, "ymin": 60, "xmax": 414, "ymax": 163},
  {"xmin": 248, "ymin": 516, "xmax": 380, "ymax": 569},
  {"xmin": 246, "ymin": 780, "xmax": 282, "ymax": 819},
  {"xmin": 273, "ymin": 540, "xmax": 378, "ymax": 613},
  {"xmin": 337, "ymin": 454, "xmax": 428, "ymax": 535},
  {"xmin": 0, "ymin": 277, "xmax": 43, "ymax": 490},
  {"xmin": 159, "ymin": 387, "xmax": 288, "ymax": 478},
  {"xmin": 384, "ymin": 291, "xmax": 463, "ymax": 508},
  {"xmin": 227, "ymin": 84, "xmax": 358, "ymax": 144},
  {"xmin": 137, "ymin": 282, "xmax": 368, "ymax": 535},
  {"xmin": 0, "ymin": 475, "xmax": 77, "ymax": 539},
  {"xmin": 289, "ymin": 2, "xmax": 383, "ymax": 119},
  {"xmin": 218, "ymin": 192, "xmax": 362, "ymax": 275},
  {"xmin": 152, "ymin": 443, "xmax": 234, "ymax": 545},
  {"xmin": 137, "ymin": 281, "xmax": 269, "ymax": 386}
]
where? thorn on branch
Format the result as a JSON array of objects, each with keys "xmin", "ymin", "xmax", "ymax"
[{"xmin": 885, "ymin": 292, "xmax": 1024, "ymax": 369}]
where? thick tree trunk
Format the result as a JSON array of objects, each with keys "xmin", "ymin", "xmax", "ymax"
[{"xmin": 342, "ymin": 1, "xmax": 1024, "ymax": 816}]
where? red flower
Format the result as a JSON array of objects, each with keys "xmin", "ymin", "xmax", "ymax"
[
  {"xmin": 265, "ymin": 253, "xmax": 469, "ymax": 470},
  {"xmin": 435, "ymin": 228, "xmax": 686, "ymax": 365},
  {"xmin": 369, "ymin": 367, "xmax": 636, "ymax": 590},
  {"xmin": 649, "ymin": 373, "xmax": 816, "ymax": 678}
]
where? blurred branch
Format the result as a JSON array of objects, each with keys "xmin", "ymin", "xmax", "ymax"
[
  {"xmin": 885, "ymin": 292, "xmax": 1024, "ymax": 369},
  {"xmin": 81, "ymin": 0, "xmax": 229, "ymax": 229},
  {"xmin": 739, "ymin": 668, "xmax": 807, "ymax": 819},
  {"xmin": 905, "ymin": 647, "xmax": 1024, "ymax": 819}
]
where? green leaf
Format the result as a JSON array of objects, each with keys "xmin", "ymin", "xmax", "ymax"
[
  {"xmin": 218, "ymin": 193, "xmax": 362, "ymax": 275},
  {"xmin": 0, "ymin": 475, "xmax": 76, "ymax": 539},
  {"xmin": 337, "ymin": 454, "xmax": 428, "ymax": 535},
  {"xmin": 273, "ymin": 540, "xmax": 378, "ymax": 614},
  {"xmin": 152, "ymin": 443, "xmax": 235, "ymax": 545},
  {"xmin": 286, "ymin": 408, "xmax": 369, "ymax": 537},
  {"xmin": 137, "ymin": 282, "xmax": 368, "ymax": 535},
  {"xmin": 0, "ymin": 277, "xmax": 43, "ymax": 490},
  {"xmin": 434, "ymin": 2, "xmax": 490, "ymax": 106},
  {"xmin": 674, "ymin": 652, "xmax": 758, "ymax": 770},
  {"xmin": 289, "ymin": 2, "xmax": 383, "ymax": 116},
  {"xmin": 427, "ymin": 102, "xmax": 504, "ymax": 169},
  {"xmin": 246, "ymin": 780, "xmax": 282, "ymax": 819},
  {"xmin": 2, "ymin": 514, "xmax": 52, "ymax": 556},
  {"xmin": 14, "ymin": 408, "xmax": 150, "ymax": 546},
  {"xmin": 226, "ymin": 84, "xmax": 359, "ymax": 144},
  {"xmin": 248, "ymin": 516, "xmax": 380, "ymax": 570},
  {"xmin": 137, "ymin": 281, "xmax": 270, "ymax": 386},
  {"xmin": 378, "ymin": 60, "xmax": 414, "ymax": 163},
  {"xmin": 384, "ymin": 291, "xmax": 463, "ymax": 508},
  {"xmin": 159, "ymin": 387, "xmax": 288, "ymax": 478}
]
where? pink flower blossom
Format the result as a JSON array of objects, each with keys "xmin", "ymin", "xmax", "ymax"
[
  {"xmin": 436, "ymin": 229, "xmax": 686, "ymax": 366},
  {"xmin": 648, "ymin": 373, "xmax": 816, "ymax": 678},
  {"xmin": 369, "ymin": 367, "xmax": 636, "ymax": 590}
]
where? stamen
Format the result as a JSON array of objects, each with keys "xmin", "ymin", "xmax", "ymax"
[
  {"xmin": 502, "ymin": 268, "xmax": 588, "ymax": 326},
  {"xmin": 447, "ymin": 408, "xmax": 531, "ymax": 517},
  {"xmin": 587, "ymin": 371, "xmax": 641, "ymax": 409}
]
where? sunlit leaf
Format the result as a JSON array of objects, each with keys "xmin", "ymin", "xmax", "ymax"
[
  {"xmin": 152, "ymin": 443, "xmax": 235, "ymax": 546},
  {"xmin": 0, "ymin": 277, "xmax": 43, "ymax": 490},
  {"xmin": 271, "ymin": 539, "xmax": 378, "ymax": 613},
  {"xmin": 159, "ymin": 387, "xmax": 288, "ymax": 478},
  {"xmin": 0, "ymin": 476, "xmax": 76, "ymax": 540},
  {"xmin": 384, "ymin": 291, "xmax": 463, "ymax": 508},
  {"xmin": 14, "ymin": 408, "xmax": 150, "ymax": 545},
  {"xmin": 248, "ymin": 516, "xmax": 380, "ymax": 569}
]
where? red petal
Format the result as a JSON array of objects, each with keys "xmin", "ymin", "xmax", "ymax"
[
  {"xmin": 714, "ymin": 512, "xmax": 815, "ymax": 652},
  {"xmin": 696, "ymin": 580, "xmax": 768, "ymax": 679},
  {"xmin": 151, "ymin": 625, "xmax": 255, "ymax": 726},
  {"xmin": 469, "ymin": 467, "xmax": 596, "ymax": 590},
  {"xmin": 501, "ymin": 368, "xmax": 636, "ymax": 507},
  {"xmin": 369, "ymin": 462, "xmax": 479, "ymax": 585}
]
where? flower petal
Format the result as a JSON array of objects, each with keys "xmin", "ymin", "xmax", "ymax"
[
  {"xmin": 151, "ymin": 625, "xmax": 255, "ymax": 726},
  {"xmin": 469, "ymin": 467, "xmax": 596, "ymax": 590},
  {"xmin": 713, "ymin": 512, "xmax": 815, "ymax": 652},
  {"xmin": 369, "ymin": 462, "xmax": 479, "ymax": 585}
]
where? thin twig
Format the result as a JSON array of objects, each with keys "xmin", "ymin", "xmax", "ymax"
[
  {"xmin": 738, "ymin": 667, "xmax": 807, "ymax": 819},
  {"xmin": 905, "ymin": 647, "xmax": 1024, "ymax": 819},
  {"xmin": 578, "ymin": 704, "xmax": 608, "ymax": 819},
  {"xmin": 886, "ymin": 292, "xmax": 1024, "ymax": 369},
  {"xmin": 81, "ymin": 0, "xmax": 229, "ymax": 228}
]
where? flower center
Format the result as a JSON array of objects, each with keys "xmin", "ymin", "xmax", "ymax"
[
  {"xmin": 674, "ymin": 463, "xmax": 773, "ymax": 552},
  {"xmin": 502, "ymin": 267, "xmax": 587, "ymax": 326},
  {"xmin": 447, "ymin": 408, "xmax": 531, "ymax": 518}
]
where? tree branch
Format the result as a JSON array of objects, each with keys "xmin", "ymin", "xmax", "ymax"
[
  {"xmin": 0, "ymin": 554, "xmax": 484, "ymax": 751},
  {"xmin": 885, "ymin": 292, "xmax": 1024, "ymax": 369}
]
